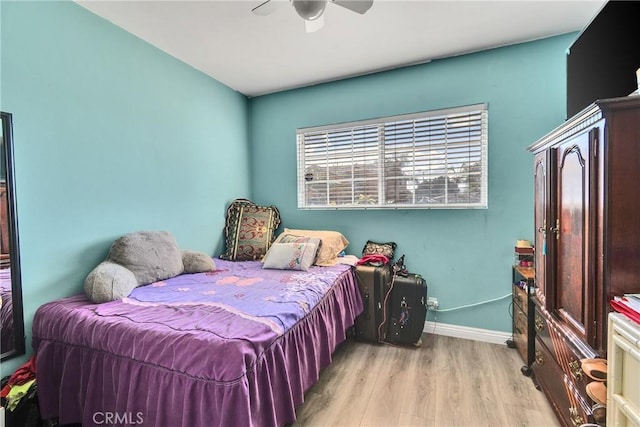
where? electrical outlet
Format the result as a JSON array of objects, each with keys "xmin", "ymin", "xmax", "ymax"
[{"xmin": 427, "ymin": 297, "xmax": 439, "ymax": 310}]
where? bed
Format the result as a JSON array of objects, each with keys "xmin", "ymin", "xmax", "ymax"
[{"xmin": 33, "ymin": 258, "xmax": 363, "ymax": 426}]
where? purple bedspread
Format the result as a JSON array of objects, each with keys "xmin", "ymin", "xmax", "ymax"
[
  {"xmin": 33, "ymin": 259, "xmax": 362, "ymax": 426},
  {"xmin": 1, "ymin": 268, "xmax": 13, "ymax": 352}
]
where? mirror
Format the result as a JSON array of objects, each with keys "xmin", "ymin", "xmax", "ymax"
[{"xmin": 1, "ymin": 111, "xmax": 25, "ymax": 361}]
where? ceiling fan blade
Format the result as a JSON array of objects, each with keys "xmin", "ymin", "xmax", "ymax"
[
  {"xmin": 331, "ymin": 0, "xmax": 373, "ymax": 14},
  {"xmin": 304, "ymin": 14, "xmax": 325, "ymax": 33},
  {"xmin": 252, "ymin": 0, "xmax": 284, "ymax": 16}
]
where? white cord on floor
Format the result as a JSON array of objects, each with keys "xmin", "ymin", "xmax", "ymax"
[{"xmin": 433, "ymin": 293, "xmax": 511, "ymax": 312}]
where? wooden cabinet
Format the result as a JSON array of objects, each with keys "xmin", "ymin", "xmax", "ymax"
[{"xmin": 528, "ymin": 96, "xmax": 640, "ymax": 426}]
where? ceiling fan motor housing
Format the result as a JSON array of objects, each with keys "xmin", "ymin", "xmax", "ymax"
[{"xmin": 293, "ymin": 0, "xmax": 327, "ymax": 21}]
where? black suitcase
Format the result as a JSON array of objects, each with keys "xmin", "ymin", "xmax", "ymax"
[
  {"xmin": 354, "ymin": 265, "xmax": 392, "ymax": 342},
  {"xmin": 386, "ymin": 273, "xmax": 427, "ymax": 346}
]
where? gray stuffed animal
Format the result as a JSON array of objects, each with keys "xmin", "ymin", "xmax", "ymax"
[{"xmin": 84, "ymin": 231, "xmax": 215, "ymax": 303}]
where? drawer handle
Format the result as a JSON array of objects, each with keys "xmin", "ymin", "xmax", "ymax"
[
  {"xmin": 535, "ymin": 315, "xmax": 544, "ymax": 332},
  {"xmin": 569, "ymin": 407, "xmax": 583, "ymax": 426},
  {"xmin": 535, "ymin": 350, "xmax": 544, "ymax": 365},
  {"xmin": 568, "ymin": 360, "xmax": 583, "ymax": 381}
]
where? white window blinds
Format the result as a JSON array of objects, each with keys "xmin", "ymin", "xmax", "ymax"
[{"xmin": 297, "ymin": 103, "xmax": 488, "ymax": 209}]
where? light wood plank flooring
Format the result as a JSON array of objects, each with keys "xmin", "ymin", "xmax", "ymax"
[{"xmin": 293, "ymin": 334, "xmax": 560, "ymax": 427}]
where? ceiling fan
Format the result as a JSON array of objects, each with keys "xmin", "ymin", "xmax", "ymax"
[{"xmin": 252, "ymin": 0, "xmax": 374, "ymax": 33}]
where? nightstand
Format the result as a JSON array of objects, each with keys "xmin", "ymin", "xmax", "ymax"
[{"xmin": 512, "ymin": 266, "xmax": 535, "ymax": 376}]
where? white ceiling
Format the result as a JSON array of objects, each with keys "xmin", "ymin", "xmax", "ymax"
[{"xmin": 76, "ymin": 0, "xmax": 606, "ymax": 97}]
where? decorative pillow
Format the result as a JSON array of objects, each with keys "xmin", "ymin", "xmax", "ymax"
[
  {"xmin": 362, "ymin": 240, "xmax": 397, "ymax": 261},
  {"xmin": 282, "ymin": 228, "xmax": 349, "ymax": 266},
  {"xmin": 262, "ymin": 242, "xmax": 317, "ymax": 271},
  {"xmin": 84, "ymin": 261, "xmax": 138, "ymax": 304},
  {"xmin": 220, "ymin": 199, "xmax": 281, "ymax": 261},
  {"xmin": 84, "ymin": 230, "xmax": 214, "ymax": 303},
  {"xmin": 182, "ymin": 250, "xmax": 216, "ymax": 273},
  {"xmin": 273, "ymin": 233, "xmax": 322, "ymax": 264},
  {"xmin": 108, "ymin": 230, "xmax": 184, "ymax": 285}
]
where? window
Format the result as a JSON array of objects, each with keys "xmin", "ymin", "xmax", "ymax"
[{"xmin": 297, "ymin": 103, "xmax": 488, "ymax": 209}]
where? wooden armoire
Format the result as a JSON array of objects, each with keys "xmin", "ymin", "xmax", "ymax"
[{"xmin": 527, "ymin": 96, "xmax": 640, "ymax": 426}]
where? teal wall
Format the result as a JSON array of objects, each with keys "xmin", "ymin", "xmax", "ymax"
[
  {"xmin": 0, "ymin": 1, "xmax": 251, "ymax": 373},
  {"xmin": 250, "ymin": 34, "xmax": 573, "ymax": 334}
]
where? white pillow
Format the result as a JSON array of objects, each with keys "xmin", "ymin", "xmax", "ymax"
[
  {"xmin": 281, "ymin": 228, "xmax": 349, "ymax": 266},
  {"xmin": 262, "ymin": 242, "xmax": 317, "ymax": 271},
  {"xmin": 273, "ymin": 233, "xmax": 322, "ymax": 264}
]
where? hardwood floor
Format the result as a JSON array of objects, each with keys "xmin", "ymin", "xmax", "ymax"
[{"xmin": 293, "ymin": 334, "xmax": 560, "ymax": 427}]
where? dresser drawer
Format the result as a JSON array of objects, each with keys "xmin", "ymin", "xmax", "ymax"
[
  {"xmin": 513, "ymin": 285, "xmax": 528, "ymax": 315},
  {"xmin": 533, "ymin": 337, "xmax": 592, "ymax": 426},
  {"xmin": 514, "ymin": 309, "xmax": 528, "ymax": 363},
  {"xmin": 533, "ymin": 304, "xmax": 597, "ymax": 380}
]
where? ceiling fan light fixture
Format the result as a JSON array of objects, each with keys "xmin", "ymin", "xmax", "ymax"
[
  {"xmin": 293, "ymin": 0, "xmax": 327, "ymax": 21},
  {"xmin": 304, "ymin": 14, "xmax": 325, "ymax": 32}
]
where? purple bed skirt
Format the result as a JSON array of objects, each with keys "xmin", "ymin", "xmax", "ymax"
[{"xmin": 33, "ymin": 263, "xmax": 362, "ymax": 426}]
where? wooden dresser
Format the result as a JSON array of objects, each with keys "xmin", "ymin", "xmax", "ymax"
[
  {"xmin": 512, "ymin": 266, "xmax": 535, "ymax": 376},
  {"xmin": 527, "ymin": 96, "xmax": 640, "ymax": 426}
]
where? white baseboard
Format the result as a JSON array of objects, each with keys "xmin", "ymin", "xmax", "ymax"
[{"xmin": 423, "ymin": 321, "xmax": 512, "ymax": 346}]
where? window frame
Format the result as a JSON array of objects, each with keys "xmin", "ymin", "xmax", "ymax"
[{"xmin": 296, "ymin": 103, "xmax": 488, "ymax": 210}]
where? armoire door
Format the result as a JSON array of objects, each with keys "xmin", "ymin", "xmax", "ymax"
[
  {"xmin": 533, "ymin": 150, "xmax": 555, "ymax": 306},
  {"xmin": 554, "ymin": 128, "xmax": 596, "ymax": 345}
]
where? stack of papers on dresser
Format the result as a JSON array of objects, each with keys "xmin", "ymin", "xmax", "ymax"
[{"xmin": 611, "ymin": 294, "xmax": 640, "ymax": 324}]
